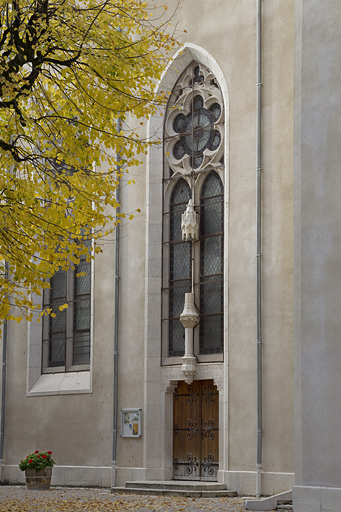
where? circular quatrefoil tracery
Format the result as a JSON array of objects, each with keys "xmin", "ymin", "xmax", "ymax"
[{"xmin": 164, "ymin": 63, "xmax": 224, "ymax": 175}]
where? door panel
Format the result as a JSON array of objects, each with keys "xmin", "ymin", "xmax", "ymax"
[
  {"xmin": 200, "ymin": 381, "xmax": 219, "ymax": 479},
  {"xmin": 173, "ymin": 380, "xmax": 219, "ymax": 481}
]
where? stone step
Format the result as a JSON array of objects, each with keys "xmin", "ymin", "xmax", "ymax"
[
  {"xmin": 112, "ymin": 486, "xmax": 237, "ymax": 498},
  {"xmin": 125, "ymin": 480, "xmax": 227, "ymax": 491}
]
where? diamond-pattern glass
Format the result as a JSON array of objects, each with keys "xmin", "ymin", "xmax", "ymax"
[
  {"xmin": 201, "ymin": 236, "xmax": 222, "ymax": 276},
  {"xmin": 200, "ymin": 174, "xmax": 223, "ymax": 236},
  {"xmin": 51, "ymin": 270, "xmax": 67, "ymax": 299},
  {"xmin": 170, "ymin": 208, "xmax": 184, "ymax": 241},
  {"xmin": 170, "ymin": 243, "xmax": 191, "ymax": 280},
  {"xmin": 49, "ymin": 334, "xmax": 65, "ymax": 366},
  {"xmin": 200, "ymin": 277, "xmax": 223, "ymax": 315},
  {"xmin": 45, "ymin": 252, "xmax": 91, "ymax": 368},
  {"xmin": 170, "ymin": 281, "xmax": 191, "ymax": 318},
  {"xmin": 74, "ymin": 298, "xmax": 91, "ymax": 330},
  {"xmin": 166, "ymin": 179, "xmax": 192, "ymax": 357},
  {"xmin": 74, "ymin": 259, "xmax": 91, "ymax": 295},
  {"xmin": 199, "ymin": 315, "xmax": 223, "ymax": 354},
  {"xmin": 201, "ymin": 172, "xmax": 223, "ymax": 199},
  {"xmin": 199, "ymin": 172, "xmax": 224, "ymax": 355},
  {"xmin": 201, "ymin": 199, "xmax": 223, "ymax": 234},
  {"xmin": 170, "ymin": 180, "xmax": 191, "ymax": 242},
  {"xmin": 50, "ymin": 309, "xmax": 66, "ymax": 333},
  {"xmin": 169, "ymin": 319, "xmax": 185, "ymax": 356}
]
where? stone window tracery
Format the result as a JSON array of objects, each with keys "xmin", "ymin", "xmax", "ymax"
[{"xmin": 162, "ymin": 62, "xmax": 224, "ymax": 361}]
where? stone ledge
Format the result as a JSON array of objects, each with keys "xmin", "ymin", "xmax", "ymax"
[
  {"xmin": 245, "ymin": 490, "xmax": 292, "ymax": 511},
  {"xmin": 112, "ymin": 487, "xmax": 237, "ymax": 498}
]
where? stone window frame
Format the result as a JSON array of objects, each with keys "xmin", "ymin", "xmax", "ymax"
[
  {"xmin": 42, "ymin": 259, "xmax": 91, "ymax": 373},
  {"xmin": 162, "ymin": 61, "xmax": 225, "ymax": 364},
  {"xmin": 26, "ymin": 258, "xmax": 94, "ymax": 396},
  {"xmin": 145, "ymin": 43, "xmax": 229, "ymax": 368}
]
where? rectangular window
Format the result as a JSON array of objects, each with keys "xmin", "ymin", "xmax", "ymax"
[{"xmin": 42, "ymin": 248, "xmax": 91, "ymax": 372}]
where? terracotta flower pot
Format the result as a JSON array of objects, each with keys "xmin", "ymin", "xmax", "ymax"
[{"xmin": 25, "ymin": 467, "xmax": 52, "ymax": 490}]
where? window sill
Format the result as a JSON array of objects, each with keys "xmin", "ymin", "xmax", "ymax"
[
  {"xmin": 27, "ymin": 371, "xmax": 91, "ymax": 396},
  {"xmin": 162, "ymin": 354, "xmax": 223, "ymax": 366}
]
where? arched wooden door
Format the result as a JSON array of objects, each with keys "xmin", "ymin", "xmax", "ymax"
[{"xmin": 173, "ymin": 379, "xmax": 219, "ymax": 481}]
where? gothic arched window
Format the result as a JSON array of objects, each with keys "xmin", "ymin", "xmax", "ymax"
[
  {"xmin": 199, "ymin": 172, "xmax": 224, "ymax": 354},
  {"xmin": 168, "ymin": 180, "xmax": 192, "ymax": 356},
  {"xmin": 162, "ymin": 62, "xmax": 225, "ymax": 362}
]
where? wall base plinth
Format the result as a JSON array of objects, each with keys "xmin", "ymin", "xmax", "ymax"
[{"xmin": 293, "ymin": 485, "xmax": 341, "ymax": 512}]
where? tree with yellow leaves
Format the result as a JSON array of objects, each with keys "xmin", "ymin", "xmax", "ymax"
[{"xmin": 0, "ymin": 0, "xmax": 177, "ymax": 323}]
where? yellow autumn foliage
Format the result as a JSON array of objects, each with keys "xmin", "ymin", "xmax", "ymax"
[{"xmin": 0, "ymin": 0, "xmax": 178, "ymax": 324}]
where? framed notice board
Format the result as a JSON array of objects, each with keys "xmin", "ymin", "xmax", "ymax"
[{"xmin": 121, "ymin": 408, "xmax": 142, "ymax": 438}]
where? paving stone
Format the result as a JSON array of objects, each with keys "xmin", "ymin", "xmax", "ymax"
[{"xmin": 0, "ymin": 485, "xmax": 250, "ymax": 512}]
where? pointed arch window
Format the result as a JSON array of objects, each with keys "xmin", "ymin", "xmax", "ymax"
[
  {"xmin": 168, "ymin": 180, "xmax": 192, "ymax": 356},
  {"xmin": 162, "ymin": 62, "xmax": 225, "ymax": 362},
  {"xmin": 199, "ymin": 172, "xmax": 224, "ymax": 354}
]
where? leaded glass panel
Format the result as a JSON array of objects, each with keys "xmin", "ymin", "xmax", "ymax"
[
  {"xmin": 169, "ymin": 319, "xmax": 185, "ymax": 357},
  {"xmin": 74, "ymin": 259, "xmax": 91, "ymax": 295},
  {"xmin": 50, "ymin": 309, "xmax": 66, "ymax": 334},
  {"xmin": 201, "ymin": 175, "xmax": 223, "ymax": 236},
  {"xmin": 170, "ymin": 243, "xmax": 191, "ymax": 280},
  {"xmin": 166, "ymin": 179, "xmax": 191, "ymax": 357},
  {"xmin": 168, "ymin": 279, "xmax": 191, "ymax": 357},
  {"xmin": 201, "ymin": 236, "xmax": 223, "ymax": 276},
  {"xmin": 49, "ymin": 334, "xmax": 65, "ymax": 367},
  {"xmin": 201, "ymin": 171, "xmax": 223, "ymax": 199},
  {"xmin": 74, "ymin": 298, "xmax": 91, "ymax": 330},
  {"xmin": 199, "ymin": 315, "xmax": 223, "ymax": 354},
  {"xmin": 170, "ymin": 180, "xmax": 191, "ymax": 242},
  {"xmin": 163, "ymin": 62, "xmax": 225, "ymax": 362},
  {"xmin": 199, "ymin": 172, "xmax": 224, "ymax": 355},
  {"xmin": 200, "ymin": 276, "xmax": 223, "ymax": 315},
  {"xmin": 170, "ymin": 281, "xmax": 191, "ymax": 319},
  {"xmin": 51, "ymin": 269, "xmax": 67, "ymax": 299},
  {"xmin": 201, "ymin": 201, "xmax": 223, "ymax": 233},
  {"xmin": 43, "ymin": 242, "xmax": 91, "ymax": 371},
  {"xmin": 73, "ymin": 332, "xmax": 90, "ymax": 365}
]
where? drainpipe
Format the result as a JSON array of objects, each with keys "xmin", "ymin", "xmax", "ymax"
[
  {"xmin": 111, "ymin": 119, "xmax": 122, "ymax": 488},
  {"xmin": 256, "ymin": 0, "xmax": 263, "ymax": 498},
  {"xmin": 0, "ymin": 261, "xmax": 9, "ymax": 482}
]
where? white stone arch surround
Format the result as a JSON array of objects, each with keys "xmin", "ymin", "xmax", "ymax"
[{"xmin": 142, "ymin": 43, "xmax": 229, "ymax": 482}]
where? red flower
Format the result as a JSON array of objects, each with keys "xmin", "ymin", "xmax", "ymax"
[
  {"xmin": 42, "ymin": 454, "xmax": 47, "ymax": 459},
  {"xmin": 37, "ymin": 455, "xmax": 40, "ymax": 457},
  {"xmin": 34, "ymin": 450, "xmax": 39, "ymax": 454},
  {"xmin": 29, "ymin": 459, "xmax": 33, "ymax": 464},
  {"xmin": 47, "ymin": 451, "xmax": 52, "ymax": 455}
]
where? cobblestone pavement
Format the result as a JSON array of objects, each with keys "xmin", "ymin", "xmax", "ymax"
[{"xmin": 0, "ymin": 486, "xmax": 265, "ymax": 512}]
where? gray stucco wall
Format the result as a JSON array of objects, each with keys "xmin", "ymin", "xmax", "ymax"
[
  {"xmin": 1, "ymin": 0, "xmax": 296, "ymax": 495},
  {"xmin": 294, "ymin": 1, "xmax": 341, "ymax": 510}
]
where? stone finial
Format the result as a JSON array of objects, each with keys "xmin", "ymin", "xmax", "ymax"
[{"xmin": 181, "ymin": 199, "xmax": 199, "ymax": 242}]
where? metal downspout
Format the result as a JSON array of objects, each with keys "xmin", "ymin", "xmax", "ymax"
[
  {"xmin": 111, "ymin": 119, "xmax": 122, "ymax": 488},
  {"xmin": 0, "ymin": 261, "xmax": 9, "ymax": 482},
  {"xmin": 256, "ymin": 0, "xmax": 263, "ymax": 498}
]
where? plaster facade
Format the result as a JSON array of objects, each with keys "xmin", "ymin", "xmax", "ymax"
[
  {"xmin": 2, "ymin": 1, "xmax": 339, "ymax": 503},
  {"xmin": 293, "ymin": 1, "xmax": 341, "ymax": 510}
]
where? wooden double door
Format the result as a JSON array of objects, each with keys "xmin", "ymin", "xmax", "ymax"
[{"xmin": 173, "ymin": 379, "xmax": 219, "ymax": 481}]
